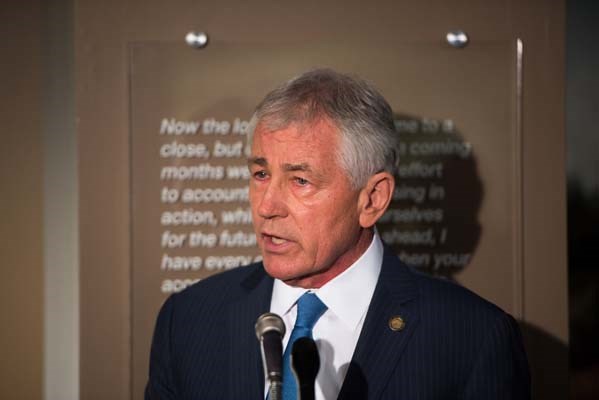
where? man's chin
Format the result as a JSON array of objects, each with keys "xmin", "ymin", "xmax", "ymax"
[
  {"xmin": 262, "ymin": 261, "xmax": 329, "ymax": 289},
  {"xmin": 262, "ymin": 262, "xmax": 296, "ymax": 281},
  {"xmin": 262, "ymin": 260, "xmax": 303, "ymax": 282}
]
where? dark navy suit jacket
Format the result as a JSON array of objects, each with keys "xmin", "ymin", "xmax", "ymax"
[{"xmin": 146, "ymin": 247, "xmax": 530, "ymax": 399}]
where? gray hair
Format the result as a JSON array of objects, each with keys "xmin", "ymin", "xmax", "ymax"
[{"xmin": 247, "ymin": 68, "xmax": 400, "ymax": 189}]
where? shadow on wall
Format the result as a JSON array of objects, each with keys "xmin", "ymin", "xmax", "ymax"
[{"xmin": 377, "ymin": 113, "xmax": 482, "ymax": 280}]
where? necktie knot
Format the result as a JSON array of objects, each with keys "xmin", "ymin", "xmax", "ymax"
[{"xmin": 294, "ymin": 292, "xmax": 327, "ymax": 332}]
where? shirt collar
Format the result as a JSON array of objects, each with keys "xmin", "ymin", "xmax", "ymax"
[{"xmin": 270, "ymin": 229, "xmax": 383, "ymax": 331}]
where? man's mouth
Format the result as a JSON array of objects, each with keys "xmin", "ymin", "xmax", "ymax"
[
  {"xmin": 262, "ymin": 233, "xmax": 290, "ymax": 245},
  {"xmin": 270, "ymin": 236, "xmax": 288, "ymax": 245}
]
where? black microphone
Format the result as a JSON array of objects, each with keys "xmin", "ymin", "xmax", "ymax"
[
  {"xmin": 291, "ymin": 337, "xmax": 320, "ymax": 400},
  {"xmin": 255, "ymin": 313, "xmax": 286, "ymax": 400}
]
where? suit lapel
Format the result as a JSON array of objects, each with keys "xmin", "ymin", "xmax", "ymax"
[
  {"xmin": 338, "ymin": 249, "xmax": 420, "ymax": 400},
  {"xmin": 227, "ymin": 264, "xmax": 274, "ymax": 400}
]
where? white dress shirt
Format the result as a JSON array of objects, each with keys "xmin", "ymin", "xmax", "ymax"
[{"xmin": 268, "ymin": 231, "xmax": 384, "ymax": 400}]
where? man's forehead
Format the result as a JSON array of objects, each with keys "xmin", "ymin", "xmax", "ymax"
[{"xmin": 250, "ymin": 138, "xmax": 327, "ymax": 162}]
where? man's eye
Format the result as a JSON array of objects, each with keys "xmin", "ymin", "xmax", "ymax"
[
  {"xmin": 295, "ymin": 177, "xmax": 309, "ymax": 186},
  {"xmin": 253, "ymin": 171, "xmax": 268, "ymax": 180}
]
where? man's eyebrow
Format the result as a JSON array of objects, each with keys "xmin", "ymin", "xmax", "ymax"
[
  {"xmin": 282, "ymin": 163, "xmax": 311, "ymax": 172},
  {"xmin": 247, "ymin": 156, "xmax": 267, "ymax": 167}
]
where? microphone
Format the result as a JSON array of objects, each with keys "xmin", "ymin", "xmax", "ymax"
[
  {"xmin": 291, "ymin": 337, "xmax": 320, "ymax": 400},
  {"xmin": 255, "ymin": 313, "xmax": 286, "ymax": 400}
]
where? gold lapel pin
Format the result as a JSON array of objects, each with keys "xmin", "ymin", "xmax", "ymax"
[{"xmin": 388, "ymin": 316, "xmax": 405, "ymax": 331}]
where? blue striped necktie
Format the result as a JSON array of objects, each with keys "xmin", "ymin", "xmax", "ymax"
[{"xmin": 282, "ymin": 292, "xmax": 327, "ymax": 400}]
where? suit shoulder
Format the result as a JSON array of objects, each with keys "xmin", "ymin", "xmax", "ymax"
[{"xmin": 409, "ymin": 266, "xmax": 506, "ymax": 318}]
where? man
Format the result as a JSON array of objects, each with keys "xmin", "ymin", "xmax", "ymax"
[{"xmin": 146, "ymin": 69, "xmax": 530, "ymax": 399}]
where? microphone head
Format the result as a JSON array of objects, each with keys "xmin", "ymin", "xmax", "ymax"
[
  {"xmin": 256, "ymin": 313, "xmax": 286, "ymax": 386},
  {"xmin": 291, "ymin": 337, "xmax": 320, "ymax": 383},
  {"xmin": 255, "ymin": 313, "xmax": 286, "ymax": 340}
]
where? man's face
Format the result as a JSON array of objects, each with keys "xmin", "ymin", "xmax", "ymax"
[{"xmin": 248, "ymin": 119, "xmax": 372, "ymax": 288}]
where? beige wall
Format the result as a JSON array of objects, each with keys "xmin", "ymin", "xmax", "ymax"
[{"xmin": 0, "ymin": 1, "xmax": 44, "ymax": 399}]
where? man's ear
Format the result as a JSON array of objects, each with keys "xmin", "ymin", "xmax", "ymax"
[{"xmin": 358, "ymin": 172, "xmax": 395, "ymax": 228}]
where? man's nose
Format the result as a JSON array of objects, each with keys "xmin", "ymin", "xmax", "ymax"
[{"xmin": 256, "ymin": 180, "xmax": 287, "ymax": 219}]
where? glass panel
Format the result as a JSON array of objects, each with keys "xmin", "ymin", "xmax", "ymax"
[{"xmin": 129, "ymin": 40, "xmax": 517, "ymax": 398}]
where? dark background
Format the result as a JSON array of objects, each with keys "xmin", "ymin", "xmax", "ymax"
[{"xmin": 567, "ymin": 1, "xmax": 599, "ymax": 399}]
